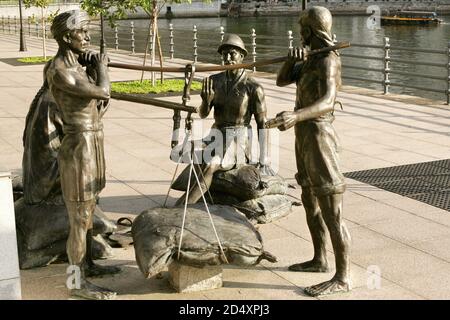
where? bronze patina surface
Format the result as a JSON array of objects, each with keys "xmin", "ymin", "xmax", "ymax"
[
  {"xmin": 176, "ymin": 34, "xmax": 272, "ymax": 206},
  {"xmin": 46, "ymin": 10, "xmax": 120, "ymax": 300},
  {"xmin": 272, "ymin": 6, "xmax": 351, "ymax": 297}
]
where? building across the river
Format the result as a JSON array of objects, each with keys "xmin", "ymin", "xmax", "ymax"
[
  {"xmin": 1, "ymin": 1, "xmax": 450, "ymax": 21},
  {"xmin": 219, "ymin": 0, "xmax": 450, "ymax": 17}
]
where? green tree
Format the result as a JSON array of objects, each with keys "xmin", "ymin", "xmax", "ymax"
[
  {"xmin": 80, "ymin": 0, "xmax": 139, "ymax": 28},
  {"xmin": 81, "ymin": 1, "xmax": 211, "ymax": 85},
  {"xmin": 23, "ymin": 0, "xmax": 53, "ymax": 59}
]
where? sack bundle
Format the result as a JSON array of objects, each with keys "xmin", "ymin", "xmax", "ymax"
[
  {"xmin": 132, "ymin": 204, "xmax": 276, "ymax": 278},
  {"xmin": 172, "ymin": 165, "xmax": 292, "ymax": 223},
  {"xmin": 14, "ymin": 198, "xmax": 116, "ymax": 269}
]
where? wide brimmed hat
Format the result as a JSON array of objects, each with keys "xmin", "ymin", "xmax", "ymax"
[{"xmin": 217, "ymin": 34, "xmax": 248, "ymax": 57}]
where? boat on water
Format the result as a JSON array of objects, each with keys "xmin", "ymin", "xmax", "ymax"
[{"xmin": 381, "ymin": 11, "xmax": 443, "ymax": 25}]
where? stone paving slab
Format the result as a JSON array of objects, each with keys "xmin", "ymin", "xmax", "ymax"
[{"xmin": 1, "ymin": 34, "xmax": 449, "ymax": 300}]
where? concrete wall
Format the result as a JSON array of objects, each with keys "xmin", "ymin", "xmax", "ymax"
[
  {"xmin": 222, "ymin": 0, "xmax": 450, "ymax": 16},
  {"xmin": 0, "ymin": 172, "xmax": 21, "ymax": 300},
  {"xmin": 126, "ymin": 1, "xmax": 223, "ymax": 19}
]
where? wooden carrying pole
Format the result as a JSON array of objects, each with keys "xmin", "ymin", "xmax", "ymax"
[{"xmin": 108, "ymin": 42, "xmax": 351, "ymax": 74}]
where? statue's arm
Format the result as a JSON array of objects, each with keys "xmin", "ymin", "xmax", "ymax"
[
  {"xmin": 269, "ymin": 56, "xmax": 338, "ymax": 132},
  {"xmin": 51, "ymin": 65, "xmax": 110, "ymax": 101},
  {"xmin": 294, "ymin": 57, "xmax": 337, "ymax": 122},
  {"xmin": 252, "ymin": 85, "xmax": 271, "ymax": 169},
  {"xmin": 276, "ymin": 61, "xmax": 302, "ymax": 87}
]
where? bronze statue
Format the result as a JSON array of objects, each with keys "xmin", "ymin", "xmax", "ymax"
[
  {"xmin": 22, "ymin": 60, "xmax": 64, "ymax": 205},
  {"xmin": 46, "ymin": 10, "xmax": 119, "ymax": 300},
  {"xmin": 176, "ymin": 34, "xmax": 272, "ymax": 205},
  {"xmin": 269, "ymin": 6, "xmax": 351, "ymax": 296}
]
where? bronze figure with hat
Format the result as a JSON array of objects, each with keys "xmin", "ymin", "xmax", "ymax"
[{"xmin": 176, "ymin": 34, "xmax": 273, "ymax": 205}]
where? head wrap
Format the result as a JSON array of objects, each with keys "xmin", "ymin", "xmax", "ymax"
[
  {"xmin": 51, "ymin": 10, "xmax": 90, "ymax": 41},
  {"xmin": 299, "ymin": 6, "xmax": 335, "ymax": 48}
]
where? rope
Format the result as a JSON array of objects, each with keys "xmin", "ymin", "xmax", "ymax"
[
  {"xmin": 177, "ymin": 143, "xmax": 194, "ymax": 260},
  {"xmin": 176, "ymin": 133, "xmax": 228, "ymax": 263},
  {"xmin": 163, "ymin": 133, "xmax": 190, "ymax": 208},
  {"xmin": 190, "ymin": 149, "xmax": 229, "ymax": 264},
  {"xmin": 193, "ymin": 150, "xmax": 214, "ymax": 205}
]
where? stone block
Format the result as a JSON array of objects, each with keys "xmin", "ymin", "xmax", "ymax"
[
  {"xmin": 0, "ymin": 172, "xmax": 21, "ymax": 299},
  {"xmin": 168, "ymin": 262, "xmax": 223, "ymax": 293},
  {"xmin": 0, "ymin": 278, "xmax": 21, "ymax": 300}
]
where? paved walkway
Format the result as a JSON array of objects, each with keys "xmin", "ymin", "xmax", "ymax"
[{"xmin": 1, "ymin": 34, "xmax": 450, "ymax": 300}]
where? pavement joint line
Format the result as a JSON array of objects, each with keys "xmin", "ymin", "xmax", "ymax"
[
  {"xmin": 270, "ymin": 218, "xmax": 427, "ymax": 298},
  {"xmin": 341, "ymin": 109, "xmax": 450, "ymax": 138},
  {"xmin": 345, "ymin": 180, "xmax": 450, "ymax": 228},
  {"xmin": 342, "ymin": 91, "xmax": 449, "ymax": 111},
  {"xmin": 104, "ymin": 172, "xmax": 162, "ymax": 207},
  {"xmin": 343, "ymin": 205, "xmax": 450, "ymax": 266},
  {"xmin": 0, "ymin": 136, "xmax": 23, "ymax": 153},
  {"xmin": 341, "ymin": 101, "xmax": 450, "ymax": 130},
  {"xmin": 106, "ymin": 119, "xmax": 176, "ymax": 162}
]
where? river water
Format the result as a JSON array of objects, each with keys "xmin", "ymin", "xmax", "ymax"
[{"xmin": 94, "ymin": 15, "xmax": 450, "ymax": 102}]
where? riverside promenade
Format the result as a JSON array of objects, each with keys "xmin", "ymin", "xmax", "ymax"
[{"xmin": 1, "ymin": 34, "xmax": 450, "ymax": 300}]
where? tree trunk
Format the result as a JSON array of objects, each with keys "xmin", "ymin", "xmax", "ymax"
[
  {"xmin": 41, "ymin": 7, "xmax": 46, "ymax": 59},
  {"xmin": 150, "ymin": 8, "xmax": 157, "ymax": 86},
  {"xmin": 156, "ymin": 26, "xmax": 164, "ymax": 84},
  {"xmin": 140, "ymin": 19, "xmax": 153, "ymax": 82}
]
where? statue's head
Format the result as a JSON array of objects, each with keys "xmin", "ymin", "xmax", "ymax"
[
  {"xmin": 51, "ymin": 10, "xmax": 90, "ymax": 54},
  {"xmin": 298, "ymin": 6, "xmax": 334, "ymax": 47},
  {"xmin": 217, "ymin": 34, "xmax": 247, "ymax": 65}
]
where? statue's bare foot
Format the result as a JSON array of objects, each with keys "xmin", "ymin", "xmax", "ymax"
[
  {"xmin": 304, "ymin": 278, "xmax": 350, "ymax": 297},
  {"xmin": 84, "ymin": 263, "xmax": 121, "ymax": 278},
  {"xmin": 288, "ymin": 260, "xmax": 329, "ymax": 273},
  {"xmin": 70, "ymin": 281, "xmax": 117, "ymax": 300}
]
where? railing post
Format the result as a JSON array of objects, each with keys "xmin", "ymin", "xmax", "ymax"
[
  {"xmin": 251, "ymin": 28, "xmax": 256, "ymax": 72},
  {"xmin": 35, "ymin": 21, "xmax": 39, "ymax": 38},
  {"xmin": 1, "ymin": 16, "xmax": 3, "ymax": 33},
  {"xmin": 447, "ymin": 41, "xmax": 450, "ymax": 105},
  {"xmin": 8, "ymin": 16, "xmax": 11, "ymax": 34},
  {"xmin": 287, "ymin": 30, "xmax": 293, "ymax": 50},
  {"xmin": 28, "ymin": 19, "xmax": 31, "ymax": 36},
  {"xmin": 220, "ymin": 26, "xmax": 225, "ymax": 65},
  {"xmin": 130, "ymin": 22, "xmax": 135, "ymax": 54},
  {"xmin": 193, "ymin": 25, "xmax": 198, "ymax": 64},
  {"xmin": 169, "ymin": 23, "xmax": 174, "ymax": 59},
  {"xmin": 14, "ymin": 16, "xmax": 17, "ymax": 34},
  {"xmin": 114, "ymin": 26, "xmax": 119, "ymax": 50},
  {"xmin": 383, "ymin": 37, "xmax": 390, "ymax": 94}
]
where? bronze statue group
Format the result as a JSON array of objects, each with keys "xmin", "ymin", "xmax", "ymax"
[{"xmin": 19, "ymin": 6, "xmax": 351, "ymax": 299}]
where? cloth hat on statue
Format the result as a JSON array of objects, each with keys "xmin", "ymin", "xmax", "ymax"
[{"xmin": 51, "ymin": 10, "xmax": 90, "ymax": 41}]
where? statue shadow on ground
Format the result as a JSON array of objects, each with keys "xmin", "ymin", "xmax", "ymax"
[
  {"xmin": 97, "ymin": 194, "xmax": 179, "ymax": 216},
  {"xmin": 90, "ymin": 262, "xmax": 307, "ymax": 297},
  {"xmin": 221, "ymin": 265, "xmax": 314, "ymax": 297}
]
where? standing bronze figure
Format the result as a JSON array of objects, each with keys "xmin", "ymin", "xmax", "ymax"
[
  {"xmin": 46, "ymin": 10, "xmax": 119, "ymax": 300},
  {"xmin": 270, "ymin": 6, "xmax": 351, "ymax": 296},
  {"xmin": 176, "ymin": 34, "xmax": 272, "ymax": 205}
]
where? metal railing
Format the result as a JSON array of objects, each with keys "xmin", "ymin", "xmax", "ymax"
[{"xmin": 1, "ymin": 15, "xmax": 449, "ymax": 104}]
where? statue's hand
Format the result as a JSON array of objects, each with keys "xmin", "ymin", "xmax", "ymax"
[
  {"xmin": 201, "ymin": 77, "xmax": 214, "ymax": 106},
  {"xmin": 271, "ymin": 111, "xmax": 297, "ymax": 131},
  {"xmin": 78, "ymin": 50, "xmax": 96, "ymax": 66},
  {"xmin": 92, "ymin": 53, "xmax": 110, "ymax": 69},
  {"xmin": 288, "ymin": 47, "xmax": 307, "ymax": 63}
]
